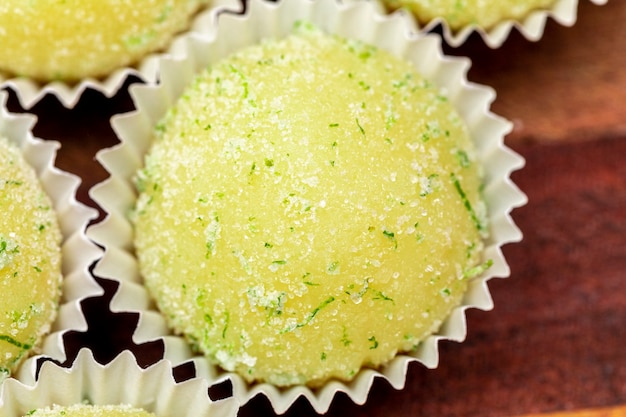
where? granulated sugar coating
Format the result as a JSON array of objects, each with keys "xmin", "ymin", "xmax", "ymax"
[
  {"xmin": 382, "ymin": 0, "xmax": 556, "ymax": 30},
  {"xmin": 0, "ymin": 137, "xmax": 62, "ymax": 381},
  {"xmin": 134, "ymin": 23, "xmax": 491, "ymax": 387},
  {"xmin": 0, "ymin": 0, "xmax": 210, "ymax": 82},
  {"xmin": 25, "ymin": 404, "xmax": 156, "ymax": 417}
]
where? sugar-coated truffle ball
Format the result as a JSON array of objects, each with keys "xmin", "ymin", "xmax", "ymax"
[
  {"xmin": 0, "ymin": 137, "xmax": 62, "ymax": 380},
  {"xmin": 382, "ymin": 0, "xmax": 557, "ymax": 30},
  {"xmin": 24, "ymin": 404, "xmax": 156, "ymax": 417},
  {"xmin": 133, "ymin": 22, "xmax": 490, "ymax": 387},
  {"xmin": 0, "ymin": 0, "xmax": 210, "ymax": 82}
]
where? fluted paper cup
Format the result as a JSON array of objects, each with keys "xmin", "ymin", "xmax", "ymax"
[
  {"xmin": 0, "ymin": 349, "xmax": 238, "ymax": 417},
  {"xmin": 87, "ymin": 0, "xmax": 527, "ymax": 413}
]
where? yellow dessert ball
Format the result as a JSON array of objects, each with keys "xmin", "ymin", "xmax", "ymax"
[
  {"xmin": 0, "ymin": 137, "xmax": 62, "ymax": 380},
  {"xmin": 24, "ymin": 404, "xmax": 156, "ymax": 417},
  {"xmin": 134, "ymin": 23, "xmax": 490, "ymax": 386},
  {"xmin": 0, "ymin": 0, "xmax": 210, "ymax": 82},
  {"xmin": 382, "ymin": 0, "xmax": 557, "ymax": 30}
]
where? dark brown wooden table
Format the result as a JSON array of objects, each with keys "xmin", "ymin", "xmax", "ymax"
[{"xmin": 4, "ymin": 1, "xmax": 625, "ymax": 415}]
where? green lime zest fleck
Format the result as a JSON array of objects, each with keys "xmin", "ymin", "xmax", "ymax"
[
  {"xmin": 372, "ymin": 290, "xmax": 394, "ymax": 304},
  {"xmin": 222, "ymin": 311, "xmax": 230, "ymax": 339},
  {"xmin": 303, "ymin": 272, "xmax": 319, "ymax": 286},
  {"xmin": 326, "ymin": 261, "xmax": 340, "ymax": 274},
  {"xmin": 204, "ymin": 213, "xmax": 221, "ymax": 259},
  {"xmin": 466, "ymin": 242, "xmax": 477, "ymax": 259},
  {"xmin": 358, "ymin": 80, "xmax": 370, "ymax": 90},
  {"xmin": 420, "ymin": 173, "xmax": 440, "ymax": 197},
  {"xmin": 368, "ymin": 336, "xmax": 379, "ymax": 349},
  {"xmin": 302, "ymin": 296, "xmax": 335, "ymax": 326},
  {"xmin": 341, "ymin": 326, "xmax": 351, "ymax": 346},
  {"xmin": 355, "ymin": 118, "xmax": 365, "ymax": 136},
  {"xmin": 281, "ymin": 296, "xmax": 335, "ymax": 333},
  {"xmin": 0, "ymin": 335, "xmax": 32, "ymax": 350},
  {"xmin": 456, "ymin": 149, "xmax": 471, "ymax": 168},
  {"xmin": 0, "ymin": 237, "xmax": 19, "ymax": 256},
  {"xmin": 155, "ymin": 4, "xmax": 172, "ymax": 23},
  {"xmin": 228, "ymin": 64, "xmax": 249, "ymax": 99},
  {"xmin": 451, "ymin": 173, "xmax": 487, "ymax": 233},
  {"xmin": 463, "ymin": 259, "xmax": 494, "ymax": 279},
  {"xmin": 345, "ymin": 278, "xmax": 370, "ymax": 301},
  {"xmin": 124, "ymin": 30, "xmax": 156, "ymax": 49},
  {"xmin": 382, "ymin": 229, "xmax": 398, "ymax": 249}
]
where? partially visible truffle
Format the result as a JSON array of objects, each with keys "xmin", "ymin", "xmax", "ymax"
[
  {"xmin": 0, "ymin": 137, "xmax": 62, "ymax": 381},
  {"xmin": 0, "ymin": 0, "xmax": 211, "ymax": 82},
  {"xmin": 133, "ymin": 23, "xmax": 490, "ymax": 387},
  {"xmin": 24, "ymin": 404, "xmax": 156, "ymax": 417},
  {"xmin": 382, "ymin": 0, "xmax": 556, "ymax": 30}
]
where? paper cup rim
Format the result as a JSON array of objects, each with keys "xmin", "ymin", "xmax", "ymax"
[
  {"xmin": 346, "ymin": 0, "xmax": 609, "ymax": 48},
  {"xmin": 87, "ymin": 0, "xmax": 528, "ymax": 413},
  {"xmin": 0, "ymin": 0, "xmax": 243, "ymax": 110},
  {"xmin": 0, "ymin": 349, "xmax": 239, "ymax": 417},
  {"xmin": 0, "ymin": 91, "xmax": 103, "ymax": 381}
]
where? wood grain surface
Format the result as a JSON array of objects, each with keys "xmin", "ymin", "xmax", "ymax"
[
  {"xmin": 3, "ymin": 0, "xmax": 625, "ymax": 416},
  {"xmin": 514, "ymin": 404, "xmax": 626, "ymax": 417},
  {"xmin": 445, "ymin": 0, "xmax": 626, "ymax": 145}
]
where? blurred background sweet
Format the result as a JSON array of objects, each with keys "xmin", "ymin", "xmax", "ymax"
[
  {"xmin": 340, "ymin": 0, "xmax": 609, "ymax": 47},
  {"xmin": 0, "ymin": 0, "xmax": 241, "ymax": 108}
]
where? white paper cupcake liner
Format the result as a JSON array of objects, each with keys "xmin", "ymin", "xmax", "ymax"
[
  {"xmin": 0, "ymin": 91, "xmax": 102, "ymax": 378},
  {"xmin": 0, "ymin": 349, "xmax": 238, "ymax": 417},
  {"xmin": 343, "ymin": 0, "xmax": 609, "ymax": 48},
  {"xmin": 87, "ymin": 0, "xmax": 528, "ymax": 413},
  {"xmin": 0, "ymin": 0, "xmax": 243, "ymax": 110}
]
